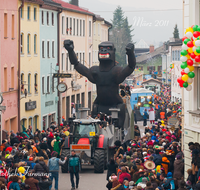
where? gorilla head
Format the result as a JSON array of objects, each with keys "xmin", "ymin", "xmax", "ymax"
[{"xmin": 98, "ymin": 41, "xmax": 116, "ymax": 72}]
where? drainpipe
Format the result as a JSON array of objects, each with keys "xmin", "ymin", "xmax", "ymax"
[
  {"xmin": 57, "ymin": 8, "xmax": 62, "ymax": 126},
  {"xmin": 18, "ymin": 0, "xmax": 24, "ymax": 132}
]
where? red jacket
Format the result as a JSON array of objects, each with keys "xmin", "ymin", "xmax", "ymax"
[{"xmin": 119, "ymin": 172, "xmax": 131, "ymax": 184}]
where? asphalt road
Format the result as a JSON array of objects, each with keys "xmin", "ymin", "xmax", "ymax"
[{"xmin": 56, "ymin": 121, "xmax": 146, "ymax": 190}]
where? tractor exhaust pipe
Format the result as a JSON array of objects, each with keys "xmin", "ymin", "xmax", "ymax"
[{"xmin": 78, "ymin": 108, "xmax": 90, "ymax": 119}]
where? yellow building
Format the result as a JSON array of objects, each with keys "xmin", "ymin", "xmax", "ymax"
[
  {"xmin": 19, "ymin": 0, "xmax": 42, "ymax": 131},
  {"xmin": 92, "ymin": 15, "xmax": 112, "ymax": 102}
]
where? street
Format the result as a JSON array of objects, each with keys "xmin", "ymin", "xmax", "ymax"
[{"xmin": 57, "ymin": 121, "xmax": 145, "ymax": 190}]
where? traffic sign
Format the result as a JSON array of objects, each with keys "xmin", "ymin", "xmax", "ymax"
[
  {"xmin": 0, "ymin": 106, "xmax": 6, "ymax": 111},
  {"xmin": 53, "ymin": 73, "xmax": 72, "ymax": 78}
]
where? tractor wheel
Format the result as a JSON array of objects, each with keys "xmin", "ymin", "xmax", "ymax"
[
  {"xmin": 94, "ymin": 149, "xmax": 105, "ymax": 173},
  {"xmin": 61, "ymin": 148, "xmax": 70, "ymax": 173}
]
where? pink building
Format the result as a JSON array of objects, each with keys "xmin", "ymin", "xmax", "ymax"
[{"xmin": 0, "ymin": 0, "xmax": 18, "ymax": 137}]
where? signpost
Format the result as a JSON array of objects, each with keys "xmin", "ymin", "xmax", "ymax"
[
  {"xmin": 168, "ymin": 116, "xmax": 179, "ymax": 128},
  {"xmin": 53, "ymin": 73, "xmax": 72, "ymax": 78}
]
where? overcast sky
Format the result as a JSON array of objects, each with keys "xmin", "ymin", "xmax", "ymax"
[{"xmin": 64, "ymin": 0, "xmax": 183, "ymax": 47}]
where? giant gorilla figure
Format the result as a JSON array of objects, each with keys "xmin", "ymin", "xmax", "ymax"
[{"xmin": 64, "ymin": 40, "xmax": 136, "ymax": 129}]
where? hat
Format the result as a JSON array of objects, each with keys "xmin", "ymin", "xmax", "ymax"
[
  {"xmin": 60, "ymin": 123, "xmax": 63, "ymax": 126},
  {"xmin": 51, "ymin": 139, "xmax": 56, "ymax": 147},
  {"xmin": 176, "ymin": 154, "xmax": 181, "ymax": 160},
  {"xmin": 171, "ymin": 135, "xmax": 176, "ymax": 139},
  {"xmin": 43, "ymin": 137, "xmax": 47, "ymax": 142},
  {"xmin": 48, "ymin": 132, "xmax": 54, "ymax": 139},
  {"xmin": 144, "ymin": 160, "xmax": 155, "ymax": 170},
  {"xmin": 142, "ymin": 177, "xmax": 148, "ymax": 183},
  {"xmin": 126, "ymin": 155, "xmax": 131, "ymax": 160},
  {"xmin": 167, "ymin": 172, "xmax": 172, "ymax": 177}
]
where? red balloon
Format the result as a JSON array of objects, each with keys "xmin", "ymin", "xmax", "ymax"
[
  {"xmin": 177, "ymin": 77, "xmax": 183, "ymax": 83},
  {"xmin": 179, "ymin": 83, "xmax": 183, "ymax": 87},
  {"xmin": 191, "ymin": 25, "xmax": 194, "ymax": 28},
  {"xmin": 193, "ymin": 31, "xmax": 200, "ymax": 38},
  {"xmin": 182, "ymin": 36, "xmax": 187, "ymax": 41},
  {"xmin": 190, "ymin": 53, "xmax": 196, "ymax": 59},
  {"xmin": 187, "ymin": 41, "xmax": 194, "ymax": 47},
  {"xmin": 187, "ymin": 59, "xmax": 194, "ymax": 66},
  {"xmin": 181, "ymin": 70, "xmax": 186, "ymax": 75},
  {"xmin": 195, "ymin": 55, "xmax": 200, "ymax": 62}
]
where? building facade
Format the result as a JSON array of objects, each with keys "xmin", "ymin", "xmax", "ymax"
[
  {"xmin": 55, "ymin": 0, "xmax": 94, "ymax": 121},
  {"xmin": 40, "ymin": 0, "xmax": 61, "ymax": 129},
  {"xmin": 183, "ymin": 0, "xmax": 200, "ymax": 178},
  {"xmin": 169, "ymin": 40, "xmax": 182, "ymax": 102},
  {"xmin": 0, "ymin": 0, "xmax": 18, "ymax": 136},
  {"xmin": 19, "ymin": 0, "xmax": 42, "ymax": 131}
]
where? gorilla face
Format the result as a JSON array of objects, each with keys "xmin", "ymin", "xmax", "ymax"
[{"xmin": 98, "ymin": 42, "xmax": 115, "ymax": 63}]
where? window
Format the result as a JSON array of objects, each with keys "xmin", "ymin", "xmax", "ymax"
[
  {"xmin": 172, "ymin": 51, "xmax": 174, "ymax": 61},
  {"xmin": 79, "ymin": 53, "xmax": 81, "ymax": 63},
  {"xmin": 52, "ymin": 75, "xmax": 55, "ymax": 92},
  {"xmin": 20, "ymin": 33, "xmax": 24, "ymax": 53},
  {"xmin": 27, "ymin": 34, "xmax": 30, "ymax": 54},
  {"xmin": 70, "ymin": 18, "xmax": 72, "ymax": 35},
  {"xmin": 158, "ymin": 66, "xmax": 162, "ymax": 71},
  {"xmin": 73, "ymin": 18, "xmax": 75, "ymax": 35},
  {"xmin": 27, "ymin": 6, "xmax": 30, "ymax": 20},
  {"xmin": 83, "ymin": 52, "xmax": 85, "ymax": 66},
  {"xmin": 11, "ymin": 67, "xmax": 14, "ymax": 88},
  {"xmin": 42, "ymin": 41, "xmax": 45, "ymax": 58},
  {"xmin": 80, "ymin": 19, "xmax": 82, "ymax": 36},
  {"xmin": 66, "ymin": 17, "xmax": 68, "ymax": 34},
  {"xmin": 47, "ymin": 41, "xmax": 50, "ymax": 58},
  {"xmin": 4, "ymin": 68, "xmax": 7, "ymax": 92},
  {"xmin": 89, "ymin": 21, "xmax": 91, "ymax": 37},
  {"xmin": 83, "ymin": 20, "xmax": 85, "ymax": 36},
  {"xmin": 21, "ymin": 73, "xmax": 24, "ymax": 94},
  {"xmin": 89, "ymin": 52, "xmax": 91, "ymax": 67},
  {"xmin": 62, "ymin": 53, "xmax": 64, "ymax": 71},
  {"xmin": 81, "ymin": 93, "xmax": 85, "ymax": 107},
  {"xmin": 12, "ymin": 15, "xmax": 14, "ymax": 39},
  {"xmin": 47, "ymin": 11, "xmax": 49, "ymax": 25},
  {"xmin": 34, "ymin": 34, "xmax": 37, "ymax": 54},
  {"xmin": 98, "ymin": 23, "xmax": 100, "ymax": 36},
  {"xmin": 34, "ymin": 73, "xmax": 38, "ymax": 93},
  {"xmin": 52, "ymin": 12, "xmax": 54, "ymax": 26},
  {"xmin": 34, "ymin": 7, "xmax": 37, "ymax": 21},
  {"xmin": 21, "ymin": 7, "xmax": 23, "ymax": 18},
  {"xmin": 42, "ymin": 11, "xmax": 44, "ymax": 24},
  {"xmin": 28, "ymin": 73, "xmax": 31, "ymax": 94},
  {"xmin": 4, "ymin": 13, "xmax": 7, "ymax": 38},
  {"xmin": 62, "ymin": 16, "xmax": 64, "ymax": 34},
  {"xmin": 147, "ymin": 66, "xmax": 155, "ymax": 71},
  {"xmin": 93, "ymin": 23, "xmax": 95, "ymax": 35},
  {"xmin": 77, "ymin": 19, "xmax": 79, "ymax": 36},
  {"xmin": 52, "ymin": 41, "xmax": 55, "ymax": 58},
  {"xmin": 66, "ymin": 53, "xmax": 68, "ymax": 71},
  {"xmin": 47, "ymin": 76, "xmax": 50, "ymax": 93},
  {"xmin": 42, "ymin": 77, "xmax": 45, "ymax": 94}
]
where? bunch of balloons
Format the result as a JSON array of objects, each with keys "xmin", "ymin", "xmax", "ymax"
[
  {"xmin": 170, "ymin": 63, "xmax": 174, "ymax": 69},
  {"xmin": 178, "ymin": 25, "xmax": 200, "ymax": 91}
]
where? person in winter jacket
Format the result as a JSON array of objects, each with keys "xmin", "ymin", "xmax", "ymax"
[
  {"xmin": 177, "ymin": 180, "xmax": 187, "ymax": 190},
  {"xmin": 9, "ymin": 175, "xmax": 20, "ymax": 190},
  {"xmin": 153, "ymin": 150, "xmax": 162, "ymax": 166},
  {"xmin": 34, "ymin": 156, "xmax": 49, "ymax": 178},
  {"xmin": 25, "ymin": 174, "xmax": 39, "ymax": 190},
  {"xmin": 161, "ymin": 154, "xmax": 170, "ymax": 174},
  {"xmin": 38, "ymin": 176, "xmax": 52, "ymax": 190},
  {"xmin": 107, "ymin": 158, "xmax": 118, "ymax": 181},
  {"xmin": 194, "ymin": 177, "xmax": 200, "ymax": 190},
  {"xmin": 173, "ymin": 155, "xmax": 184, "ymax": 180},
  {"xmin": 48, "ymin": 151, "xmax": 67, "ymax": 190},
  {"xmin": 118, "ymin": 167, "xmax": 131, "ymax": 184},
  {"xmin": 162, "ymin": 172, "xmax": 175, "ymax": 190},
  {"xmin": 53, "ymin": 136, "xmax": 61, "ymax": 155}
]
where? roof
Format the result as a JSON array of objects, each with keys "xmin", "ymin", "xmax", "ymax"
[
  {"xmin": 136, "ymin": 45, "xmax": 166, "ymax": 63},
  {"xmin": 141, "ymin": 78, "xmax": 162, "ymax": 84},
  {"xmin": 73, "ymin": 118, "xmax": 101, "ymax": 124},
  {"xmin": 169, "ymin": 39, "xmax": 182, "ymax": 46},
  {"xmin": 53, "ymin": 0, "xmax": 94, "ymax": 16},
  {"xmin": 23, "ymin": 0, "xmax": 44, "ymax": 5},
  {"xmin": 131, "ymin": 88, "xmax": 154, "ymax": 94},
  {"xmin": 94, "ymin": 15, "xmax": 112, "ymax": 27},
  {"xmin": 135, "ymin": 39, "xmax": 149, "ymax": 48},
  {"xmin": 42, "ymin": 0, "xmax": 62, "ymax": 8}
]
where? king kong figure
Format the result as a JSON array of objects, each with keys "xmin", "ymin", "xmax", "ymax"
[{"xmin": 64, "ymin": 40, "xmax": 136, "ymax": 130}]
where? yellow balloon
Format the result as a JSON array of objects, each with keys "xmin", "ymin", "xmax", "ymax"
[
  {"xmin": 161, "ymin": 120, "xmax": 164, "ymax": 124},
  {"xmin": 188, "ymin": 48, "xmax": 193, "ymax": 53},
  {"xmin": 64, "ymin": 131, "xmax": 69, "ymax": 136},
  {"xmin": 193, "ymin": 41, "xmax": 196, "ymax": 45},
  {"xmin": 161, "ymin": 124, "xmax": 165, "ymax": 127},
  {"xmin": 194, "ymin": 50, "xmax": 200, "ymax": 56},
  {"xmin": 188, "ymin": 83, "xmax": 192, "ymax": 85},
  {"xmin": 185, "ymin": 27, "xmax": 193, "ymax": 33},
  {"xmin": 172, "ymin": 63, "xmax": 174, "ymax": 69},
  {"xmin": 186, "ymin": 54, "xmax": 191, "ymax": 59},
  {"xmin": 188, "ymin": 65, "xmax": 194, "ymax": 71},
  {"xmin": 182, "ymin": 74, "xmax": 189, "ymax": 81}
]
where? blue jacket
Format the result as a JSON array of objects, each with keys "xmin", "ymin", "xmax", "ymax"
[
  {"xmin": 9, "ymin": 182, "xmax": 20, "ymax": 190},
  {"xmin": 153, "ymin": 154, "xmax": 162, "ymax": 166},
  {"xmin": 68, "ymin": 155, "xmax": 81, "ymax": 173},
  {"xmin": 162, "ymin": 177, "xmax": 175, "ymax": 190},
  {"xmin": 143, "ymin": 111, "xmax": 148, "ymax": 119},
  {"xmin": 48, "ymin": 157, "xmax": 66, "ymax": 172}
]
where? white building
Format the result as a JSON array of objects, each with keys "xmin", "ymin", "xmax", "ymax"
[
  {"xmin": 169, "ymin": 39, "xmax": 182, "ymax": 102},
  {"xmin": 183, "ymin": 0, "xmax": 200, "ymax": 178}
]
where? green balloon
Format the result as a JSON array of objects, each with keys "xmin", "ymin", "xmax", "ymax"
[
  {"xmin": 198, "ymin": 36, "xmax": 200, "ymax": 40},
  {"xmin": 183, "ymin": 82, "xmax": 188, "ymax": 88},
  {"xmin": 197, "ymin": 26, "xmax": 200, "ymax": 32},
  {"xmin": 196, "ymin": 46, "xmax": 200, "ymax": 53},
  {"xmin": 180, "ymin": 62, "xmax": 188, "ymax": 69},
  {"xmin": 184, "ymin": 39, "xmax": 191, "ymax": 45},
  {"xmin": 193, "ymin": 25, "xmax": 198, "ymax": 31},
  {"xmin": 188, "ymin": 72, "xmax": 195, "ymax": 78},
  {"xmin": 181, "ymin": 50, "xmax": 188, "ymax": 56}
]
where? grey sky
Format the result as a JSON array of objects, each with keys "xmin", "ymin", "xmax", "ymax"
[{"xmin": 64, "ymin": 0, "xmax": 183, "ymax": 47}]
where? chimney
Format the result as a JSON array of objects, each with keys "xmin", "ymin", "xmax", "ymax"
[
  {"xmin": 149, "ymin": 45, "xmax": 154, "ymax": 53},
  {"xmin": 71, "ymin": 0, "xmax": 79, "ymax": 6}
]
